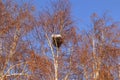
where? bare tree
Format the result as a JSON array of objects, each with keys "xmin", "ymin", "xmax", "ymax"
[
  {"xmin": 0, "ymin": 0, "xmax": 35, "ymax": 79},
  {"xmin": 26, "ymin": 0, "xmax": 80, "ymax": 80},
  {"xmin": 79, "ymin": 13, "xmax": 120, "ymax": 80},
  {"xmin": 0, "ymin": 0, "xmax": 120, "ymax": 80}
]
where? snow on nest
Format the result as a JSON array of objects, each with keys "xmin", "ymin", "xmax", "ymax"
[{"xmin": 51, "ymin": 34, "xmax": 62, "ymax": 37}]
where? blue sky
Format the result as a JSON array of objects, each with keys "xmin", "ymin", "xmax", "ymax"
[
  {"xmin": 70, "ymin": 0, "xmax": 120, "ymax": 23},
  {"xmin": 33, "ymin": 0, "xmax": 120, "ymax": 30}
]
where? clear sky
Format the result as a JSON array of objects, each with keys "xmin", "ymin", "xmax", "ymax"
[{"xmin": 33, "ymin": 0, "xmax": 120, "ymax": 30}]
